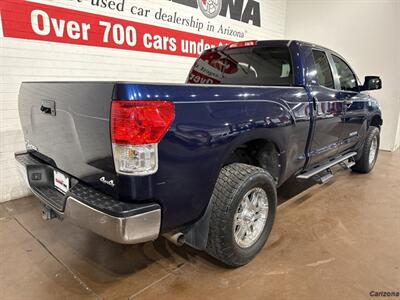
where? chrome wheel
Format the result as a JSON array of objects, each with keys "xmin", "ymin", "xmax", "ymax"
[
  {"xmin": 233, "ymin": 187, "xmax": 269, "ymax": 249},
  {"xmin": 369, "ymin": 135, "xmax": 378, "ymax": 165}
]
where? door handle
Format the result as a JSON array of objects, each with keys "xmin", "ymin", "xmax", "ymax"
[
  {"xmin": 40, "ymin": 100, "xmax": 56, "ymax": 116},
  {"xmin": 40, "ymin": 105, "xmax": 52, "ymax": 114}
]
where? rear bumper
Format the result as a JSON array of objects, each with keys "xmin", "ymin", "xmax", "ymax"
[
  {"xmin": 64, "ymin": 197, "xmax": 161, "ymax": 244},
  {"xmin": 15, "ymin": 152, "xmax": 161, "ymax": 244}
]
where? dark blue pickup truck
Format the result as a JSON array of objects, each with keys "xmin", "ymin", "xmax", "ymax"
[{"xmin": 16, "ymin": 40, "xmax": 382, "ymax": 266}]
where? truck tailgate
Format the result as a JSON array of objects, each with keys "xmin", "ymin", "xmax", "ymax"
[{"xmin": 18, "ymin": 82, "xmax": 116, "ymax": 195}]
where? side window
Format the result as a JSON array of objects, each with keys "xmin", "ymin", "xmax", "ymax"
[
  {"xmin": 332, "ymin": 55, "xmax": 358, "ymax": 92},
  {"xmin": 249, "ymin": 47, "xmax": 293, "ymax": 86},
  {"xmin": 312, "ymin": 50, "xmax": 335, "ymax": 89}
]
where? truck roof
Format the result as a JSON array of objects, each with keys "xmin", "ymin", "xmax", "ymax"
[
  {"xmin": 218, "ymin": 39, "xmax": 333, "ymax": 53},
  {"xmin": 213, "ymin": 39, "xmax": 343, "ymax": 61}
]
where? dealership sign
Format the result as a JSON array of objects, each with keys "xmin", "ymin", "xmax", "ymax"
[
  {"xmin": 170, "ymin": 0, "xmax": 261, "ymax": 26},
  {"xmin": 0, "ymin": 0, "xmax": 232, "ymax": 57}
]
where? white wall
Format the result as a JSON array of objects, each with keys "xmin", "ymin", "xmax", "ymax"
[
  {"xmin": 286, "ymin": 0, "xmax": 400, "ymax": 151},
  {"xmin": 396, "ymin": 113, "xmax": 400, "ymax": 150},
  {"xmin": 396, "ymin": 9, "xmax": 400, "ymax": 151},
  {"xmin": 0, "ymin": 0, "xmax": 287, "ymax": 202}
]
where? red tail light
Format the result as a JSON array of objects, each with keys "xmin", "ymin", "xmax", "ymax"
[
  {"xmin": 226, "ymin": 40, "xmax": 257, "ymax": 49},
  {"xmin": 111, "ymin": 100, "xmax": 175, "ymax": 145}
]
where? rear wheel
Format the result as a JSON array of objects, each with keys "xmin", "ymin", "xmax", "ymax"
[
  {"xmin": 352, "ymin": 126, "xmax": 380, "ymax": 173},
  {"xmin": 206, "ymin": 163, "xmax": 277, "ymax": 267}
]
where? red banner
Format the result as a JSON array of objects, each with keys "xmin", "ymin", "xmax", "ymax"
[{"xmin": 0, "ymin": 0, "xmax": 232, "ymax": 57}]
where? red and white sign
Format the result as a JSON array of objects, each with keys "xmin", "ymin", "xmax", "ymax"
[
  {"xmin": 0, "ymin": 0, "xmax": 232, "ymax": 57},
  {"xmin": 187, "ymin": 49, "xmax": 246, "ymax": 84}
]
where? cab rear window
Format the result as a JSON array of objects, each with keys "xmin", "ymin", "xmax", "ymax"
[{"xmin": 187, "ymin": 47, "xmax": 293, "ymax": 86}]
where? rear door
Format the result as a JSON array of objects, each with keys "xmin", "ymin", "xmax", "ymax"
[{"xmin": 307, "ymin": 49, "xmax": 344, "ymax": 166}]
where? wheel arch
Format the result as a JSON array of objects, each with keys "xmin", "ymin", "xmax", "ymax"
[
  {"xmin": 220, "ymin": 138, "xmax": 282, "ymax": 183},
  {"xmin": 369, "ymin": 114, "xmax": 383, "ymax": 129},
  {"xmin": 218, "ymin": 130, "xmax": 286, "ymax": 179}
]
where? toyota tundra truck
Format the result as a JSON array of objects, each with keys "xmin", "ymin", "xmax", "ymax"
[{"xmin": 15, "ymin": 40, "xmax": 383, "ymax": 267}]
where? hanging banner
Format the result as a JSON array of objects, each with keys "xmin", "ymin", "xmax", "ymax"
[{"xmin": 0, "ymin": 0, "xmax": 232, "ymax": 57}]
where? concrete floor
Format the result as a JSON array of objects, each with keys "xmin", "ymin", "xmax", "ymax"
[{"xmin": 1, "ymin": 151, "xmax": 399, "ymax": 300}]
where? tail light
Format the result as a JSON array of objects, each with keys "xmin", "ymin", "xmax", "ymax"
[{"xmin": 111, "ymin": 100, "xmax": 175, "ymax": 176}]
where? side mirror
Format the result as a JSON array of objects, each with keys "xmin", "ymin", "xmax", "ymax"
[{"xmin": 362, "ymin": 76, "xmax": 382, "ymax": 91}]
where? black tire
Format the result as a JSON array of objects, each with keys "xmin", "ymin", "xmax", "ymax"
[
  {"xmin": 206, "ymin": 163, "xmax": 277, "ymax": 267},
  {"xmin": 352, "ymin": 126, "xmax": 380, "ymax": 173}
]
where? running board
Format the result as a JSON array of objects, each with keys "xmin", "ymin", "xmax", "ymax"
[{"xmin": 297, "ymin": 152, "xmax": 357, "ymax": 180}]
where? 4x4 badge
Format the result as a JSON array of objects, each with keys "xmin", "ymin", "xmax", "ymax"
[{"xmin": 100, "ymin": 176, "xmax": 115, "ymax": 187}]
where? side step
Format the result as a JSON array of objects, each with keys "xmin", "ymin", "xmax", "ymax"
[
  {"xmin": 317, "ymin": 171, "xmax": 334, "ymax": 184},
  {"xmin": 340, "ymin": 160, "xmax": 356, "ymax": 169},
  {"xmin": 297, "ymin": 152, "xmax": 357, "ymax": 180}
]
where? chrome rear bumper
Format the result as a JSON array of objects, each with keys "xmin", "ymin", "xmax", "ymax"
[
  {"xmin": 15, "ymin": 152, "xmax": 161, "ymax": 244},
  {"xmin": 64, "ymin": 196, "xmax": 161, "ymax": 244}
]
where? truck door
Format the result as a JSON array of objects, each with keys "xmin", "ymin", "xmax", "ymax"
[
  {"xmin": 307, "ymin": 49, "xmax": 343, "ymax": 166},
  {"xmin": 330, "ymin": 54, "xmax": 369, "ymax": 153}
]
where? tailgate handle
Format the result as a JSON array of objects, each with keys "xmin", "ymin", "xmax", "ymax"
[{"xmin": 40, "ymin": 100, "xmax": 56, "ymax": 116}]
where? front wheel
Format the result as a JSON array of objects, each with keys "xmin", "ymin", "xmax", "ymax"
[
  {"xmin": 352, "ymin": 126, "xmax": 380, "ymax": 173},
  {"xmin": 206, "ymin": 163, "xmax": 277, "ymax": 267}
]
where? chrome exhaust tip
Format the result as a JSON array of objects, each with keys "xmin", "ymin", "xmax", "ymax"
[{"xmin": 163, "ymin": 232, "xmax": 185, "ymax": 246}]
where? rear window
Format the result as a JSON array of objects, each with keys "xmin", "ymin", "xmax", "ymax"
[{"xmin": 187, "ymin": 47, "xmax": 293, "ymax": 86}]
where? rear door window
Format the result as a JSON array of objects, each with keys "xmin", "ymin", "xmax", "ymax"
[
  {"xmin": 187, "ymin": 47, "xmax": 293, "ymax": 86},
  {"xmin": 312, "ymin": 50, "xmax": 335, "ymax": 89}
]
